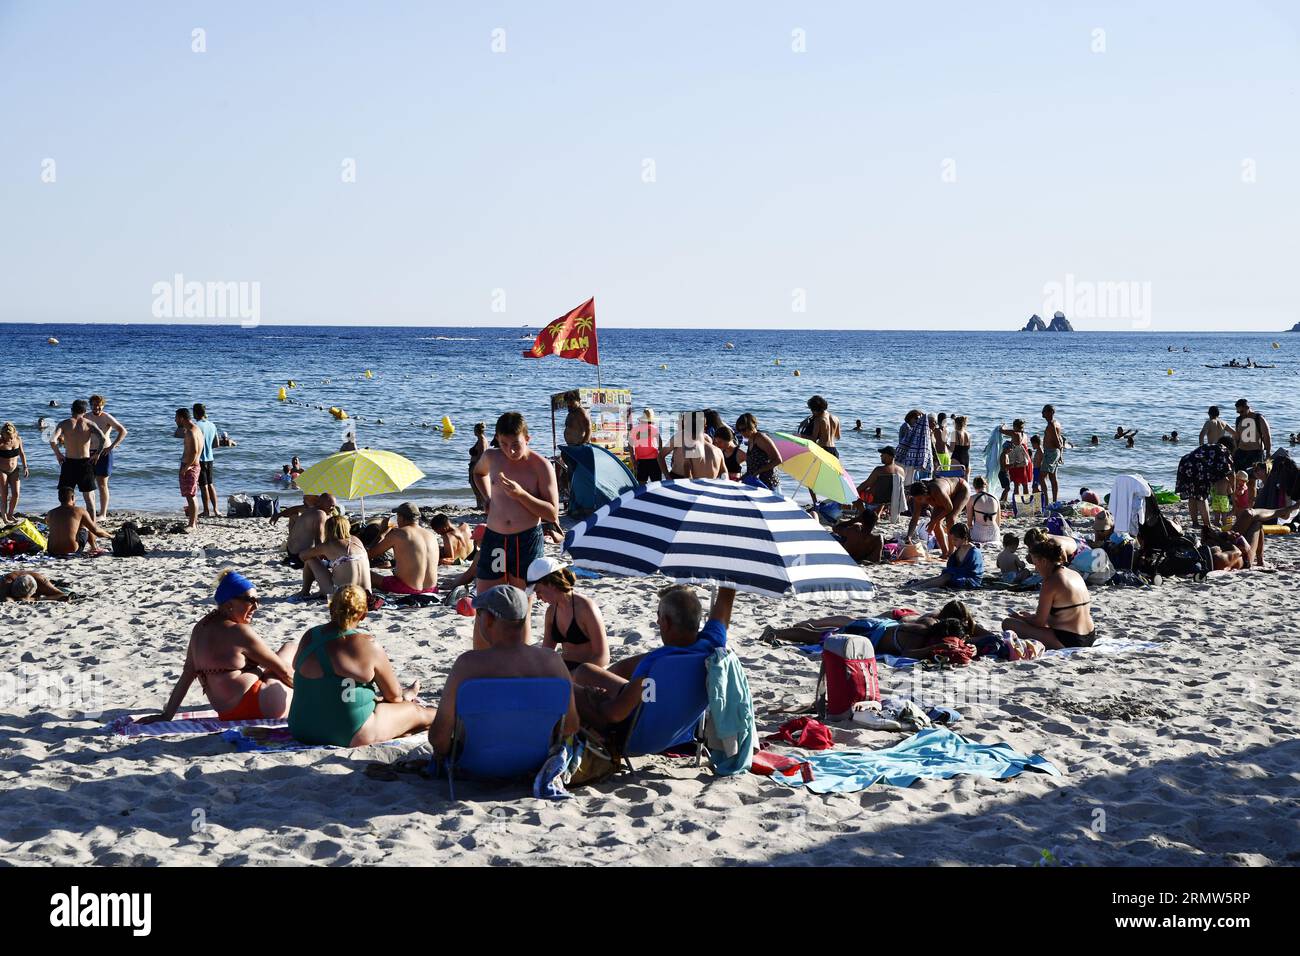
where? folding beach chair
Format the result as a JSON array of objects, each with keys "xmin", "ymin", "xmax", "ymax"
[
  {"xmin": 440, "ymin": 677, "xmax": 572, "ymax": 799},
  {"xmin": 615, "ymin": 653, "xmax": 710, "ymax": 773}
]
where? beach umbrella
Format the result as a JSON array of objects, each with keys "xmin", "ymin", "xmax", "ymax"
[
  {"xmin": 293, "ymin": 449, "xmax": 424, "ymax": 518},
  {"xmin": 770, "ymin": 432, "xmax": 858, "ymax": 504},
  {"xmin": 563, "ymin": 478, "xmax": 873, "ymax": 600}
]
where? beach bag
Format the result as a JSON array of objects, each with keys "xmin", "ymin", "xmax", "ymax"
[
  {"xmin": 0, "ymin": 518, "xmax": 47, "ymax": 554},
  {"xmin": 1007, "ymin": 442, "xmax": 1029, "ymax": 469},
  {"xmin": 914, "ymin": 636, "xmax": 976, "ymax": 668},
  {"xmin": 969, "ymin": 492, "xmax": 999, "ymax": 544},
  {"xmin": 815, "ymin": 634, "xmax": 880, "ymax": 720},
  {"xmin": 1070, "ymin": 547, "xmax": 1115, "ymax": 585},
  {"xmin": 111, "ymin": 522, "xmax": 147, "ymax": 558},
  {"xmin": 797, "ymin": 415, "xmax": 816, "ymax": 439},
  {"xmin": 253, "ymin": 494, "xmax": 279, "ymax": 518},
  {"xmin": 563, "ymin": 732, "xmax": 618, "ymax": 787},
  {"xmin": 1011, "ymin": 492, "xmax": 1044, "ymax": 518},
  {"xmin": 226, "ymin": 494, "xmax": 254, "ymax": 518}
]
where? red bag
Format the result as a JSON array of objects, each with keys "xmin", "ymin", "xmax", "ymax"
[
  {"xmin": 816, "ymin": 634, "xmax": 880, "ymax": 720},
  {"xmin": 914, "ymin": 636, "xmax": 976, "ymax": 667},
  {"xmin": 750, "ymin": 750, "xmax": 814, "ymax": 781},
  {"xmin": 765, "ymin": 716, "xmax": 835, "ymax": 750}
]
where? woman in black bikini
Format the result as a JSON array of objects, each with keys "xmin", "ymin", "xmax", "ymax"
[
  {"xmin": 735, "ymin": 413, "xmax": 784, "ymax": 492},
  {"xmin": 1002, "ymin": 539, "xmax": 1096, "ymax": 649},
  {"xmin": 526, "ymin": 558, "xmax": 609, "ymax": 670},
  {"xmin": 0, "ymin": 422, "xmax": 29, "ymax": 522}
]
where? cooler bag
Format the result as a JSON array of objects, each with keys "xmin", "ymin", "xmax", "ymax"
[{"xmin": 816, "ymin": 633, "xmax": 880, "ymax": 720}]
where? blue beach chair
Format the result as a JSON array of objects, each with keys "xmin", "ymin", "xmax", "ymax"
[
  {"xmin": 441, "ymin": 677, "xmax": 572, "ymax": 799},
  {"xmin": 617, "ymin": 653, "xmax": 709, "ymax": 772}
]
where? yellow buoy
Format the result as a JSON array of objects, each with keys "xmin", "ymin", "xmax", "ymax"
[
  {"xmin": 440, "ymin": 415, "xmax": 455, "ymax": 437},
  {"xmin": 1167, "ymin": 369, "xmax": 1174, "ymax": 375},
  {"xmin": 659, "ymin": 364, "xmax": 668, "ymax": 370},
  {"xmin": 287, "ymin": 380, "xmax": 297, "ymax": 388},
  {"xmin": 364, "ymin": 369, "xmax": 374, "ymax": 379},
  {"xmin": 278, "ymin": 387, "xmax": 287, "ymax": 401},
  {"xmin": 1272, "ymin": 342, "xmax": 1280, "ymax": 349},
  {"xmin": 793, "ymin": 369, "xmax": 801, "ymax": 376},
  {"xmin": 774, "ymin": 359, "xmax": 781, "ymax": 366}
]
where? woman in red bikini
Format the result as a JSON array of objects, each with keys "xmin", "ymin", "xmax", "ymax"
[{"xmin": 143, "ymin": 571, "xmax": 296, "ymax": 723}]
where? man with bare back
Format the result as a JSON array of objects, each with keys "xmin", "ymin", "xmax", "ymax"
[
  {"xmin": 658, "ymin": 411, "xmax": 725, "ymax": 479},
  {"xmin": 174, "ymin": 407, "xmax": 202, "ymax": 532},
  {"xmin": 49, "ymin": 399, "xmax": 108, "ymax": 515},
  {"xmin": 470, "ymin": 412, "xmax": 559, "ymax": 648}
]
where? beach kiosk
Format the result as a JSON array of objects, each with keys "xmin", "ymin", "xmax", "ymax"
[
  {"xmin": 549, "ymin": 387, "xmax": 633, "ymax": 462},
  {"xmin": 550, "ymin": 387, "xmax": 637, "ymax": 516}
]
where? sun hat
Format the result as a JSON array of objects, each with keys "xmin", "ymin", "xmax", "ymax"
[{"xmin": 525, "ymin": 556, "xmax": 566, "ymax": 587}]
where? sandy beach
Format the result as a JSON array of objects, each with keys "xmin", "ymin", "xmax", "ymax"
[{"xmin": 2, "ymin": 502, "xmax": 1296, "ymax": 867}]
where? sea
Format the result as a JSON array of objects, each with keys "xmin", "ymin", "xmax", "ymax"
[{"xmin": 5, "ymin": 324, "xmax": 1297, "ymax": 514}]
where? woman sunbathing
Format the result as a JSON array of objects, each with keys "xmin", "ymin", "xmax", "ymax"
[
  {"xmin": 288, "ymin": 585, "xmax": 434, "ymax": 747},
  {"xmin": 1002, "ymin": 539, "xmax": 1095, "ymax": 649},
  {"xmin": 143, "ymin": 571, "xmax": 295, "ymax": 723},
  {"xmin": 300, "ymin": 513, "xmax": 372, "ymax": 598},
  {"xmin": 761, "ymin": 600, "xmax": 995, "ymax": 654}
]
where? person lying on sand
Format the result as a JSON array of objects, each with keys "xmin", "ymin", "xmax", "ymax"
[
  {"xmin": 428, "ymin": 585, "xmax": 579, "ymax": 759},
  {"xmin": 1002, "ymin": 539, "xmax": 1095, "ymax": 650},
  {"xmin": 832, "ymin": 508, "xmax": 884, "ymax": 563},
  {"xmin": 1, "ymin": 570, "xmax": 70, "ymax": 602},
  {"xmin": 1201, "ymin": 526, "xmax": 1249, "ymax": 571},
  {"xmin": 1024, "ymin": 526, "xmax": 1084, "ymax": 562},
  {"xmin": 273, "ymin": 493, "xmax": 337, "ymax": 597},
  {"xmin": 430, "ymin": 512, "xmax": 475, "ymax": 565},
  {"xmin": 367, "ymin": 502, "xmax": 439, "ymax": 595},
  {"xmin": 568, "ymin": 585, "xmax": 736, "ymax": 731},
  {"xmin": 143, "ymin": 571, "xmax": 295, "ymax": 723},
  {"xmin": 289, "ymin": 585, "xmax": 433, "ymax": 747},
  {"xmin": 45, "ymin": 485, "xmax": 108, "ymax": 556},
  {"xmin": 760, "ymin": 601, "xmax": 992, "ymax": 656}
]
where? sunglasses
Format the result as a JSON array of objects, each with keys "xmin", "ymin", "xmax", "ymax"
[{"xmin": 235, "ymin": 595, "xmax": 260, "ymax": 606}]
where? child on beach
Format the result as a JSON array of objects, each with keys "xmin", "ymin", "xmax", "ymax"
[{"xmin": 997, "ymin": 533, "xmax": 1032, "ymax": 584}]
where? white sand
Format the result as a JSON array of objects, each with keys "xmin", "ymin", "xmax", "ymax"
[{"xmin": 1, "ymin": 506, "xmax": 1297, "ymax": 867}]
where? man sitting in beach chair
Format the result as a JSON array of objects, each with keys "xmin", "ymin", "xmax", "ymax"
[
  {"xmin": 568, "ymin": 584, "xmax": 736, "ymax": 731},
  {"xmin": 428, "ymin": 585, "xmax": 579, "ymax": 758},
  {"xmin": 853, "ymin": 446, "xmax": 904, "ymax": 520}
]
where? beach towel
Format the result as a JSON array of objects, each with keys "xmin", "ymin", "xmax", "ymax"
[
  {"xmin": 705, "ymin": 648, "xmax": 757, "ymax": 776},
  {"xmin": 982, "ymin": 426, "xmax": 1003, "ymax": 489},
  {"xmin": 1110, "ymin": 474, "xmax": 1152, "ymax": 536},
  {"xmin": 896, "ymin": 420, "xmax": 933, "ymax": 472},
  {"xmin": 761, "ymin": 727, "xmax": 1059, "ymax": 794},
  {"xmin": 108, "ymin": 710, "xmax": 286, "ymax": 738},
  {"xmin": 221, "ymin": 726, "xmax": 408, "ymax": 753}
]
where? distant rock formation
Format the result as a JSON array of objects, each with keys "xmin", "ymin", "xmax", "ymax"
[
  {"xmin": 1290, "ymin": 320, "xmax": 1299, "ymax": 332},
  {"xmin": 1021, "ymin": 314, "xmax": 1047, "ymax": 331},
  {"xmin": 1048, "ymin": 311, "xmax": 1075, "ymax": 332}
]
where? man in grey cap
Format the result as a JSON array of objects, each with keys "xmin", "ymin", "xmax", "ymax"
[
  {"xmin": 428, "ymin": 585, "xmax": 578, "ymax": 758},
  {"xmin": 367, "ymin": 502, "xmax": 440, "ymax": 596}
]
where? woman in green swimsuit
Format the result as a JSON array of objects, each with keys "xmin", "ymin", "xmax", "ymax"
[{"xmin": 288, "ymin": 585, "xmax": 435, "ymax": 747}]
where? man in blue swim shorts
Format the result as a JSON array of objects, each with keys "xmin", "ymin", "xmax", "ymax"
[{"xmin": 470, "ymin": 411, "xmax": 559, "ymax": 649}]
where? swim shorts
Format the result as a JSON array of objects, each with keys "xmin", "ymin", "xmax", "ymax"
[
  {"xmin": 1211, "ymin": 493, "xmax": 1231, "ymax": 513},
  {"xmin": 476, "ymin": 524, "xmax": 545, "ymax": 582},
  {"xmin": 1041, "ymin": 448, "xmax": 1062, "ymax": 474},
  {"xmin": 374, "ymin": 574, "xmax": 438, "ymax": 596},
  {"xmin": 936, "ymin": 453, "xmax": 951, "ymax": 470},
  {"xmin": 179, "ymin": 464, "xmax": 201, "ymax": 498},
  {"xmin": 93, "ymin": 450, "xmax": 112, "ymax": 478},
  {"xmin": 198, "ymin": 461, "xmax": 214, "ymax": 487},
  {"xmin": 1233, "ymin": 448, "xmax": 1265, "ymax": 472},
  {"xmin": 217, "ymin": 681, "xmax": 266, "ymax": 721},
  {"xmin": 58, "ymin": 457, "xmax": 95, "ymax": 493}
]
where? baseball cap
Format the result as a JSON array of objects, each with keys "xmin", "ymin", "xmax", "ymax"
[
  {"xmin": 471, "ymin": 585, "xmax": 529, "ymax": 621},
  {"xmin": 525, "ymin": 556, "xmax": 566, "ymax": 586},
  {"xmin": 878, "ymin": 445, "xmax": 896, "ymax": 457}
]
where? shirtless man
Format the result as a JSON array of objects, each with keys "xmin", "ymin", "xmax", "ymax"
[
  {"xmin": 1233, "ymin": 398, "xmax": 1272, "ymax": 502},
  {"xmin": 368, "ymin": 502, "xmax": 440, "ymax": 595},
  {"xmin": 430, "ymin": 512, "xmax": 475, "ymax": 565},
  {"xmin": 562, "ymin": 391, "xmax": 592, "ymax": 447},
  {"xmin": 428, "ymin": 585, "xmax": 579, "ymax": 759},
  {"xmin": 658, "ymin": 412, "xmax": 725, "ymax": 479},
  {"xmin": 45, "ymin": 485, "xmax": 109, "ymax": 556},
  {"xmin": 143, "ymin": 571, "xmax": 296, "ymax": 723},
  {"xmin": 272, "ymin": 493, "xmax": 337, "ymax": 598},
  {"xmin": 174, "ymin": 407, "xmax": 202, "ymax": 532},
  {"xmin": 854, "ymin": 446, "xmax": 904, "ymax": 516},
  {"xmin": 832, "ymin": 509, "xmax": 885, "ymax": 563},
  {"xmin": 85, "ymin": 394, "xmax": 128, "ymax": 518},
  {"xmin": 1, "ymin": 570, "xmax": 70, "ymax": 602},
  {"xmin": 1040, "ymin": 404, "xmax": 1066, "ymax": 504},
  {"xmin": 905, "ymin": 476, "xmax": 970, "ymax": 557},
  {"xmin": 470, "ymin": 412, "xmax": 559, "ymax": 648},
  {"xmin": 49, "ymin": 399, "xmax": 108, "ymax": 515}
]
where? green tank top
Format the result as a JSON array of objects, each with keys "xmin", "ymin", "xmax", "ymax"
[{"xmin": 287, "ymin": 623, "xmax": 378, "ymax": 747}]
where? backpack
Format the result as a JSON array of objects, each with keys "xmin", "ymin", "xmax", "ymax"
[
  {"xmin": 797, "ymin": 415, "xmax": 816, "ymax": 439},
  {"xmin": 112, "ymin": 522, "xmax": 147, "ymax": 557},
  {"xmin": 969, "ymin": 492, "xmax": 999, "ymax": 544},
  {"xmin": 253, "ymin": 494, "xmax": 279, "ymax": 518},
  {"xmin": 815, "ymin": 633, "xmax": 880, "ymax": 720},
  {"xmin": 226, "ymin": 494, "xmax": 254, "ymax": 518},
  {"xmin": 1007, "ymin": 442, "xmax": 1029, "ymax": 468}
]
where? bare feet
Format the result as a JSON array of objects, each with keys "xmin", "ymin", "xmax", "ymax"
[{"xmin": 401, "ymin": 681, "xmax": 421, "ymax": 702}]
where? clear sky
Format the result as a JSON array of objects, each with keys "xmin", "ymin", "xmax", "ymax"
[{"xmin": 2, "ymin": 1, "xmax": 1297, "ymax": 331}]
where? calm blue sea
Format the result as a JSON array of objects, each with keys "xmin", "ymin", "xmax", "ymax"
[{"xmin": 4, "ymin": 324, "xmax": 1298, "ymax": 513}]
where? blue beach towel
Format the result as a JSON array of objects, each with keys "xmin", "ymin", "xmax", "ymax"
[{"xmin": 767, "ymin": 727, "xmax": 1060, "ymax": 794}]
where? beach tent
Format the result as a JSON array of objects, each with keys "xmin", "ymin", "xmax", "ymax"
[{"xmin": 561, "ymin": 443, "xmax": 637, "ymax": 515}]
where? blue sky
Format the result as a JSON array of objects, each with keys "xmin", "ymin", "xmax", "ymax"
[{"xmin": 1, "ymin": 0, "xmax": 1296, "ymax": 330}]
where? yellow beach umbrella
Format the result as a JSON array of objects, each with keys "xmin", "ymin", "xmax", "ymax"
[
  {"xmin": 294, "ymin": 449, "xmax": 424, "ymax": 518},
  {"xmin": 770, "ymin": 432, "xmax": 858, "ymax": 504}
]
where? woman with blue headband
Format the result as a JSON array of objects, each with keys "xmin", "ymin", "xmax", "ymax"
[{"xmin": 143, "ymin": 570, "xmax": 296, "ymax": 723}]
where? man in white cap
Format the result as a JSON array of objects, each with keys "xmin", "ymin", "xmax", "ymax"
[{"xmin": 428, "ymin": 585, "xmax": 579, "ymax": 758}]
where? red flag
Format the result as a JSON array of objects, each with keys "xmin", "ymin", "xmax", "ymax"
[{"xmin": 521, "ymin": 297, "xmax": 599, "ymax": 366}]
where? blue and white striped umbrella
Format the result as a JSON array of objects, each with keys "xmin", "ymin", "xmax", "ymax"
[{"xmin": 563, "ymin": 478, "xmax": 873, "ymax": 600}]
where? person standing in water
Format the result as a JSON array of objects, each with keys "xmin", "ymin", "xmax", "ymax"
[
  {"xmin": 85, "ymin": 395, "xmax": 128, "ymax": 519},
  {"xmin": 1040, "ymin": 404, "xmax": 1066, "ymax": 504},
  {"xmin": 467, "ymin": 422, "xmax": 489, "ymax": 510},
  {"xmin": 174, "ymin": 407, "xmax": 202, "ymax": 533},
  {"xmin": 470, "ymin": 412, "xmax": 559, "ymax": 649},
  {"xmin": 192, "ymin": 403, "xmax": 220, "ymax": 519}
]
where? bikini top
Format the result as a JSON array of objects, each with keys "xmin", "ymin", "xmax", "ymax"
[
  {"xmin": 0, "ymin": 447, "xmax": 19, "ymax": 459},
  {"xmin": 322, "ymin": 541, "xmax": 365, "ymax": 572},
  {"xmin": 550, "ymin": 603, "xmax": 591, "ymax": 646}
]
